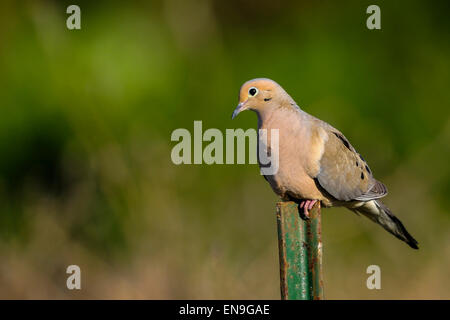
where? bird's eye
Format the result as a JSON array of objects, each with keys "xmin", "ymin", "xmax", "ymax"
[{"xmin": 248, "ymin": 87, "xmax": 258, "ymax": 97}]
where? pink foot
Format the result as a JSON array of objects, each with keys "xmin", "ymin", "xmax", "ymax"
[{"xmin": 299, "ymin": 199, "xmax": 318, "ymax": 219}]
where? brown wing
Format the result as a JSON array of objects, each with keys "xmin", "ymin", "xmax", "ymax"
[{"xmin": 316, "ymin": 130, "xmax": 387, "ymax": 202}]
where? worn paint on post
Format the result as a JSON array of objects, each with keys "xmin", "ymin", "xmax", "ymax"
[{"xmin": 277, "ymin": 201, "xmax": 324, "ymax": 300}]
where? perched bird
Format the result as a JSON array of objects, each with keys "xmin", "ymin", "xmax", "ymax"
[{"xmin": 232, "ymin": 78, "xmax": 418, "ymax": 249}]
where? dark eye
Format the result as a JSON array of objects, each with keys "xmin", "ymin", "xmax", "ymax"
[{"xmin": 248, "ymin": 87, "xmax": 258, "ymax": 96}]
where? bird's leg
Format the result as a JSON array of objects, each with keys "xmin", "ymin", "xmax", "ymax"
[{"xmin": 298, "ymin": 199, "xmax": 318, "ymax": 220}]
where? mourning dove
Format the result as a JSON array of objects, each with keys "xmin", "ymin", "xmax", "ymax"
[{"xmin": 232, "ymin": 78, "xmax": 418, "ymax": 249}]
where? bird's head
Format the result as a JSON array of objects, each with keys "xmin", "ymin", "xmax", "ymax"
[
  {"xmin": 231, "ymin": 78, "xmax": 280, "ymax": 119},
  {"xmin": 232, "ymin": 78, "xmax": 293, "ymax": 119}
]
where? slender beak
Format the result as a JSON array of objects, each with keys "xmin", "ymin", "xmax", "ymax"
[{"xmin": 231, "ymin": 102, "xmax": 247, "ymax": 119}]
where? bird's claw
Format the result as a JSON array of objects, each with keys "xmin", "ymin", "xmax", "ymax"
[{"xmin": 298, "ymin": 199, "xmax": 317, "ymax": 220}]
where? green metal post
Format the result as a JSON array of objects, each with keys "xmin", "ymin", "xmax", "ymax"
[{"xmin": 276, "ymin": 201, "xmax": 324, "ymax": 300}]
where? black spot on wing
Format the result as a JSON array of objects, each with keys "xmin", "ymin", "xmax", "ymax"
[
  {"xmin": 361, "ymin": 172, "xmax": 364, "ymax": 180},
  {"xmin": 333, "ymin": 132, "xmax": 351, "ymax": 150},
  {"xmin": 264, "ymin": 98, "xmax": 272, "ymax": 102},
  {"xmin": 365, "ymin": 165, "xmax": 371, "ymax": 174}
]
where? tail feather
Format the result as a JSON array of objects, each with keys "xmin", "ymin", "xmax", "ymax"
[{"xmin": 354, "ymin": 200, "xmax": 419, "ymax": 249}]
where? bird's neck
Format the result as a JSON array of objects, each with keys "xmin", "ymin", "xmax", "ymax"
[
  {"xmin": 256, "ymin": 102, "xmax": 301, "ymax": 129},
  {"xmin": 256, "ymin": 108, "xmax": 273, "ymax": 129}
]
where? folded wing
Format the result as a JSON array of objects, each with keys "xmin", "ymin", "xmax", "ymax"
[{"xmin": 316, "ymin": 129, "xmax": 387, "ymax": 202}]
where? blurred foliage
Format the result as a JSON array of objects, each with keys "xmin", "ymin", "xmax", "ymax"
[{"xmin": 0, "ymin": 0, "xmax": 448, "ymax": 298}]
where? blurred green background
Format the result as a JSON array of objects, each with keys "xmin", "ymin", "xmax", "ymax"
[{"xmin": 0, "ymin": 0, "xmax": 449, "ymax": 299}]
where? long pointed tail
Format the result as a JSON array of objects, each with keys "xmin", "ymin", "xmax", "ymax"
[{"xmin": 354, "ymin": 200, "xmax": 419, "ymax": 249}]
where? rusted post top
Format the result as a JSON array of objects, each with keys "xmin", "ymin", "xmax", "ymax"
[{"xmin": 276, "ymin": 201, "xmax": 324, "ymax": 300}]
